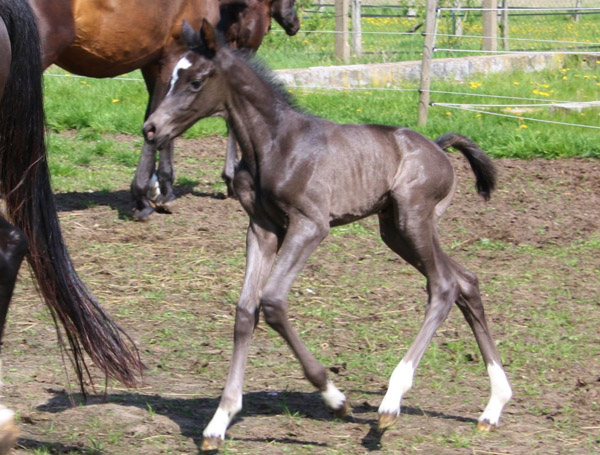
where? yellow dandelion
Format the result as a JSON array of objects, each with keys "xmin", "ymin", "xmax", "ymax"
[
  {"xmin": 356, "ymin": 108, "xmax": 362, "ymax": 113},
  {"xmin": 112, "ymin": 98, "xmax": 120, "ymax": 103},
  {"xmin": 520, "ymin": 124, "xmax": 528, "ymax": 129},
  {"xmin": 446, "ymin": 111, "xmax": 452, "ymax": 116},
  {"xmin": 513, "ymin": 81, "xmax": 520, "ymax": 85}
]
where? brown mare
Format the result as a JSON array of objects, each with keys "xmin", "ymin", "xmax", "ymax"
[
  {"xmin": 144, "ymin": 21, "xmax": 513, "ymax": 450},
  {"xmin": 0, "ymin": 1, "xmax": 142, "ymax": 453},
  {"xmin": 28, "ymin": 0, "xmax": 299, "ymax": 219}
]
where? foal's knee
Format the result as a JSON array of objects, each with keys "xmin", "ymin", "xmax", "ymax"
[
  {"xmin": 234, "ymin": 305, "xmax": 259, "ymax": 339},
  {"xmin": 427, "ymin": 279, "xmax": 459, "ymax": 323},
  {"xmin": 260, "ymin": 295, "xmax": 287, "ymax": 332}
]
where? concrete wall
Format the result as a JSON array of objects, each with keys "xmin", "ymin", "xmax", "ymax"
[{"xmin": 275, "ymin": 52, "xmax": 568, "ymax": 89}]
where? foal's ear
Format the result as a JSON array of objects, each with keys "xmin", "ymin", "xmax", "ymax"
[
  {"xmin": 181, "ymin": 20, "xmax": 199, "ymax": 50},
  {"xmin": 200, "ymin": 19, "xmax": 219, "ymax": 54}
]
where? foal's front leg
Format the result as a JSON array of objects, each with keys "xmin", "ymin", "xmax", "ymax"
[
  {"xmin": 259, "ymin": 217, "xmax": 348, "ymax": 416},
  {"xmin": 202, "ymin": 220, "xmax": 279, "ymax": 450}
]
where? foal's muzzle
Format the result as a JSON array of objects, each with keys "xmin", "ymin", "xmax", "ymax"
[{"xmin": 142, "ymin": 121, "xmax": 157, "ymax": 144}]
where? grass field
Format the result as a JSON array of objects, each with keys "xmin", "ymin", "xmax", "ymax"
[
  {"xmin": 257, "ymin": 6, "xmax": 600, "ymax": 68},
  {"xmin": 3, "ymin": 10, "xmax": 597, "ymax": 453},
  {"xmin": 43, "ymin": 58, "xmax": 600, "ymax": 195}
]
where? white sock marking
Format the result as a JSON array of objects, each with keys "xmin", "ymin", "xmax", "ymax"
[
  {"xmin": 203, "ymin": 397, "xmax": 243, "ymax": 440},
  {"xmin": 168, "ymin": 56, "xmax": 192, "ymax": 94},
  {"xmin": 0, "ymin": 407, "xmax": 14, "ymax": 427},
  {"xmin": 322, "ymin": 381, "xmax": 346, "ymax": 410},
  {"xmin": 147, "ymin": 173, "xmax": 161, "ymax": 200},
  {"xmin": 379, "ymin": 360, "xmax": 414, "ymax": 415},
  {"xmin": 479, "ymin": 361, "xmax": 512, "ymax": 426}
]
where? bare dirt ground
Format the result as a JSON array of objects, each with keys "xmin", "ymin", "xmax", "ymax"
[{"xmin": 2, "ymin": 135, "xmax": 599, "ymax": 454}]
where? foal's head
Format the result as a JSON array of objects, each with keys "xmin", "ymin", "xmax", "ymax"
[{"xmin": 144, "ymin": 21, "xmax": 226, "ymax": 148}]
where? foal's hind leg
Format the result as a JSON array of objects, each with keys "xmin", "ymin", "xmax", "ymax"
[
  {"xmin": 376, "ymin": 204, "xmax": 461, "ymax": 431},
  {"xmin": 451, "ymin": 260, "xmax": 512, "ymax": 430}
]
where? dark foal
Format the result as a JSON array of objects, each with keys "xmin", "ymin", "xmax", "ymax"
[
  {"xmin": 0, "ymin": 1, "xmax": 142, "ymax": 452},
  {"xmin": 28, "ymin": 0, "xmax": 299, "ymax": 219},
  {"xmin": 144, "ymin": 21, "xmax": 512, "ymax": 451},
  {"xmin": 217, "ymin": 0, "xmax": 300, "ymax": 196}
]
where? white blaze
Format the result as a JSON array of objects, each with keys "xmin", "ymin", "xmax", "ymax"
[{"xmin": 168, "ymin": 57, "xmax": 192, "ymax": 94}]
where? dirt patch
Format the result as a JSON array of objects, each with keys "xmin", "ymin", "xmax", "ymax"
[{"xmin": 2, "ymin": 134, "xmax": 599, "ymax": 454}]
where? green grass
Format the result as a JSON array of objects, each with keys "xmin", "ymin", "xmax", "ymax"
[
  {"xmin": 257, "ymin": 8, "xmax": 600, "ymax": 68},
  {"xmin": 43, "ymin": 60, "xmax": 600, "ymax": 176}
]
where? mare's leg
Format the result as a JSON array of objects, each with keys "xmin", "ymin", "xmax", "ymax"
[
  {"xmin": 131, "ymin": 65, "xmax": 161, "ymax": 220},
  {"xmin": 131, "ymin": 64, "xmax": 176, "ymax": 219},
  {"xmin": 202, "ymin": 220, "xmax": 280, "ymax": 450},
  {"xmin": 451, "ymin": 259, "xmax": 512, "ymax": 430},
  {"xmin": 0, "ymin": 217, "xmax": 28, "ymax": 455},
  {"xmin": 0, "ymin": 217, "xmax": 27, "ymax": 341},
  {"xmin": 259, "ymin": 217, "xmax": 347, "ymax": 413},
  {"xmin": 222, "ymin": 128, "xmax": 239, "ymax": 198},
  {"xmin": 155, "ymin": 140, "xmax": 176, "ymax": 212},
  {"xmin": 376, "ymin": 198, "xmax": 460, "ymax": 430}
]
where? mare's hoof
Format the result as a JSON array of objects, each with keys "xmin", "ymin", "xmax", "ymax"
[
  {"xmin": 132, "ymin": 206, "xmax": 155, "ymax": 221},
  {"xmin": 201, "ymin": 436, "xmax": 223, "ymax": 451},
  {"xmin": 0, "ymin": 408, "xmax": 17, "ymax": 455},
  {"xmin": 377, "ymin": 412, "xmax": 398, "ymax": 432},
  {"xmin": 331, "ymin": 400, "xmax": 350, "ymax": 419},
  {"xmin": 477, "ymin": 419, "xmax": 496, "ymax": 432}
]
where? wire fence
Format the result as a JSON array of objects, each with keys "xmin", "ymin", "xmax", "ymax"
[{"xmin": 44, "ymin": 1, "xmax": 600, "ymax": 130}]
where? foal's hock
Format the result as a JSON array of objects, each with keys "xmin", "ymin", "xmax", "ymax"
[{"xmin": 144, "ymin": 20, "xmax": 512, "ymax": 451}]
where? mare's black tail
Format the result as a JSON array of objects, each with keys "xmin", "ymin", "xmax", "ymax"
[
  {"xmin": 0, "ymin": 0, "xmax": 143, "ymax": 391},
  {"xmin": 435, "ymin": 133, "xmax": 497, "ymax": 201}
]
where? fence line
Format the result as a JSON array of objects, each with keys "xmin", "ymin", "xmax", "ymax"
[
  {"xmin": 434, "ymin": 48, "xmax": 600, "ymax": 55},
  {"xmin": 435, "ymin": 104, "xmax": 600, "ymax": 130}
]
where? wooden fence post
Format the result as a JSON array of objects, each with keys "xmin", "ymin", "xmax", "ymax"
[
  {"xmin": 417, "ymin": 0, "xmax": 438, "ymax": 127},
  {"xmin": 482, "ymin": 0, "xmax": 497, "ymax": 52},
  {"xmin": 351, "ymin": 0, "xmax": 362, "ymax": 57},
  {"xmin": 500, "ymin": 0, "xmax": 509, "ymax": 50},
  {"xmin": 335, "ymin": 0, "xmax": 350, "ymax": 62}
]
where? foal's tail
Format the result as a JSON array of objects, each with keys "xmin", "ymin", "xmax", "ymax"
[
  {"xmin": 0, "ymin": 0, "xmax": 143, "ymax": 391},
  {"xmin": 435, "ymin": 133, "xmax": 496, "ymax": 201}
]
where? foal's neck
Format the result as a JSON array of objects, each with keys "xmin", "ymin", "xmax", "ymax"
[{"xmin": 224, "ymin": 55, "xmax": 295, "ymax": 169}]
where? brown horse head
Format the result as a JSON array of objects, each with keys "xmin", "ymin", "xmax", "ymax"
[{"xmin": 268, "ymin": 0, "xmax": 299, "ymax": 36}]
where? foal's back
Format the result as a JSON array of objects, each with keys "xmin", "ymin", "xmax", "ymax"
[{"xmin": 279, "ymin": 117, "xmax": 456, "ymax": 226}]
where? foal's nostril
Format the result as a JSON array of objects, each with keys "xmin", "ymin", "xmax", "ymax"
[{"xmin": 143, "ymin": 123, "xmax": 157, "ymax": 143}]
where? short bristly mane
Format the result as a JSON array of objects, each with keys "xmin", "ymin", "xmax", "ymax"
[{"xmin": 236, "ymin": 51, "xmax": 304, "ymax": 112}]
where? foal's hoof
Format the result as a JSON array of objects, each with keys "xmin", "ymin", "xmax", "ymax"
[
  {"xmin": 132, "ymin": 206, "xmax": 155, "ymax": 222},
  {"xmin": 377, "ymin": 412, "xmax": 398, "ymax": 432},
  {"xmin": 0, "ymin": 408, "xmax": 17, "ymax": 455},
  {"xmin": 477, "ymin": 419, "xmax": 496, "ymax": 432},
  {"xmin": 155, "ymin": 200, "xmax": 176, "ymax": 214},
  {"xmin": 331, "ymin": 400, "xmax": 350, "ymax": 419},
  {"xmin": 153, "ymin": 194, "xmax": 177, "ymax": 214},
  {"xmin": 201, "ymin": 436, "xmax": 223, "ymax": 451}
]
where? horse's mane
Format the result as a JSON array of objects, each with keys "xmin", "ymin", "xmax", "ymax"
[{"xmin": 237, "ymin": 51, "xmax": 304, "ymax": 113}]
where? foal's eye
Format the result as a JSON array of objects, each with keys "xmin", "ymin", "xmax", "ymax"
[{"xmin": 190, "ymin": 79, "xmax": 203, "ymax": 91}]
